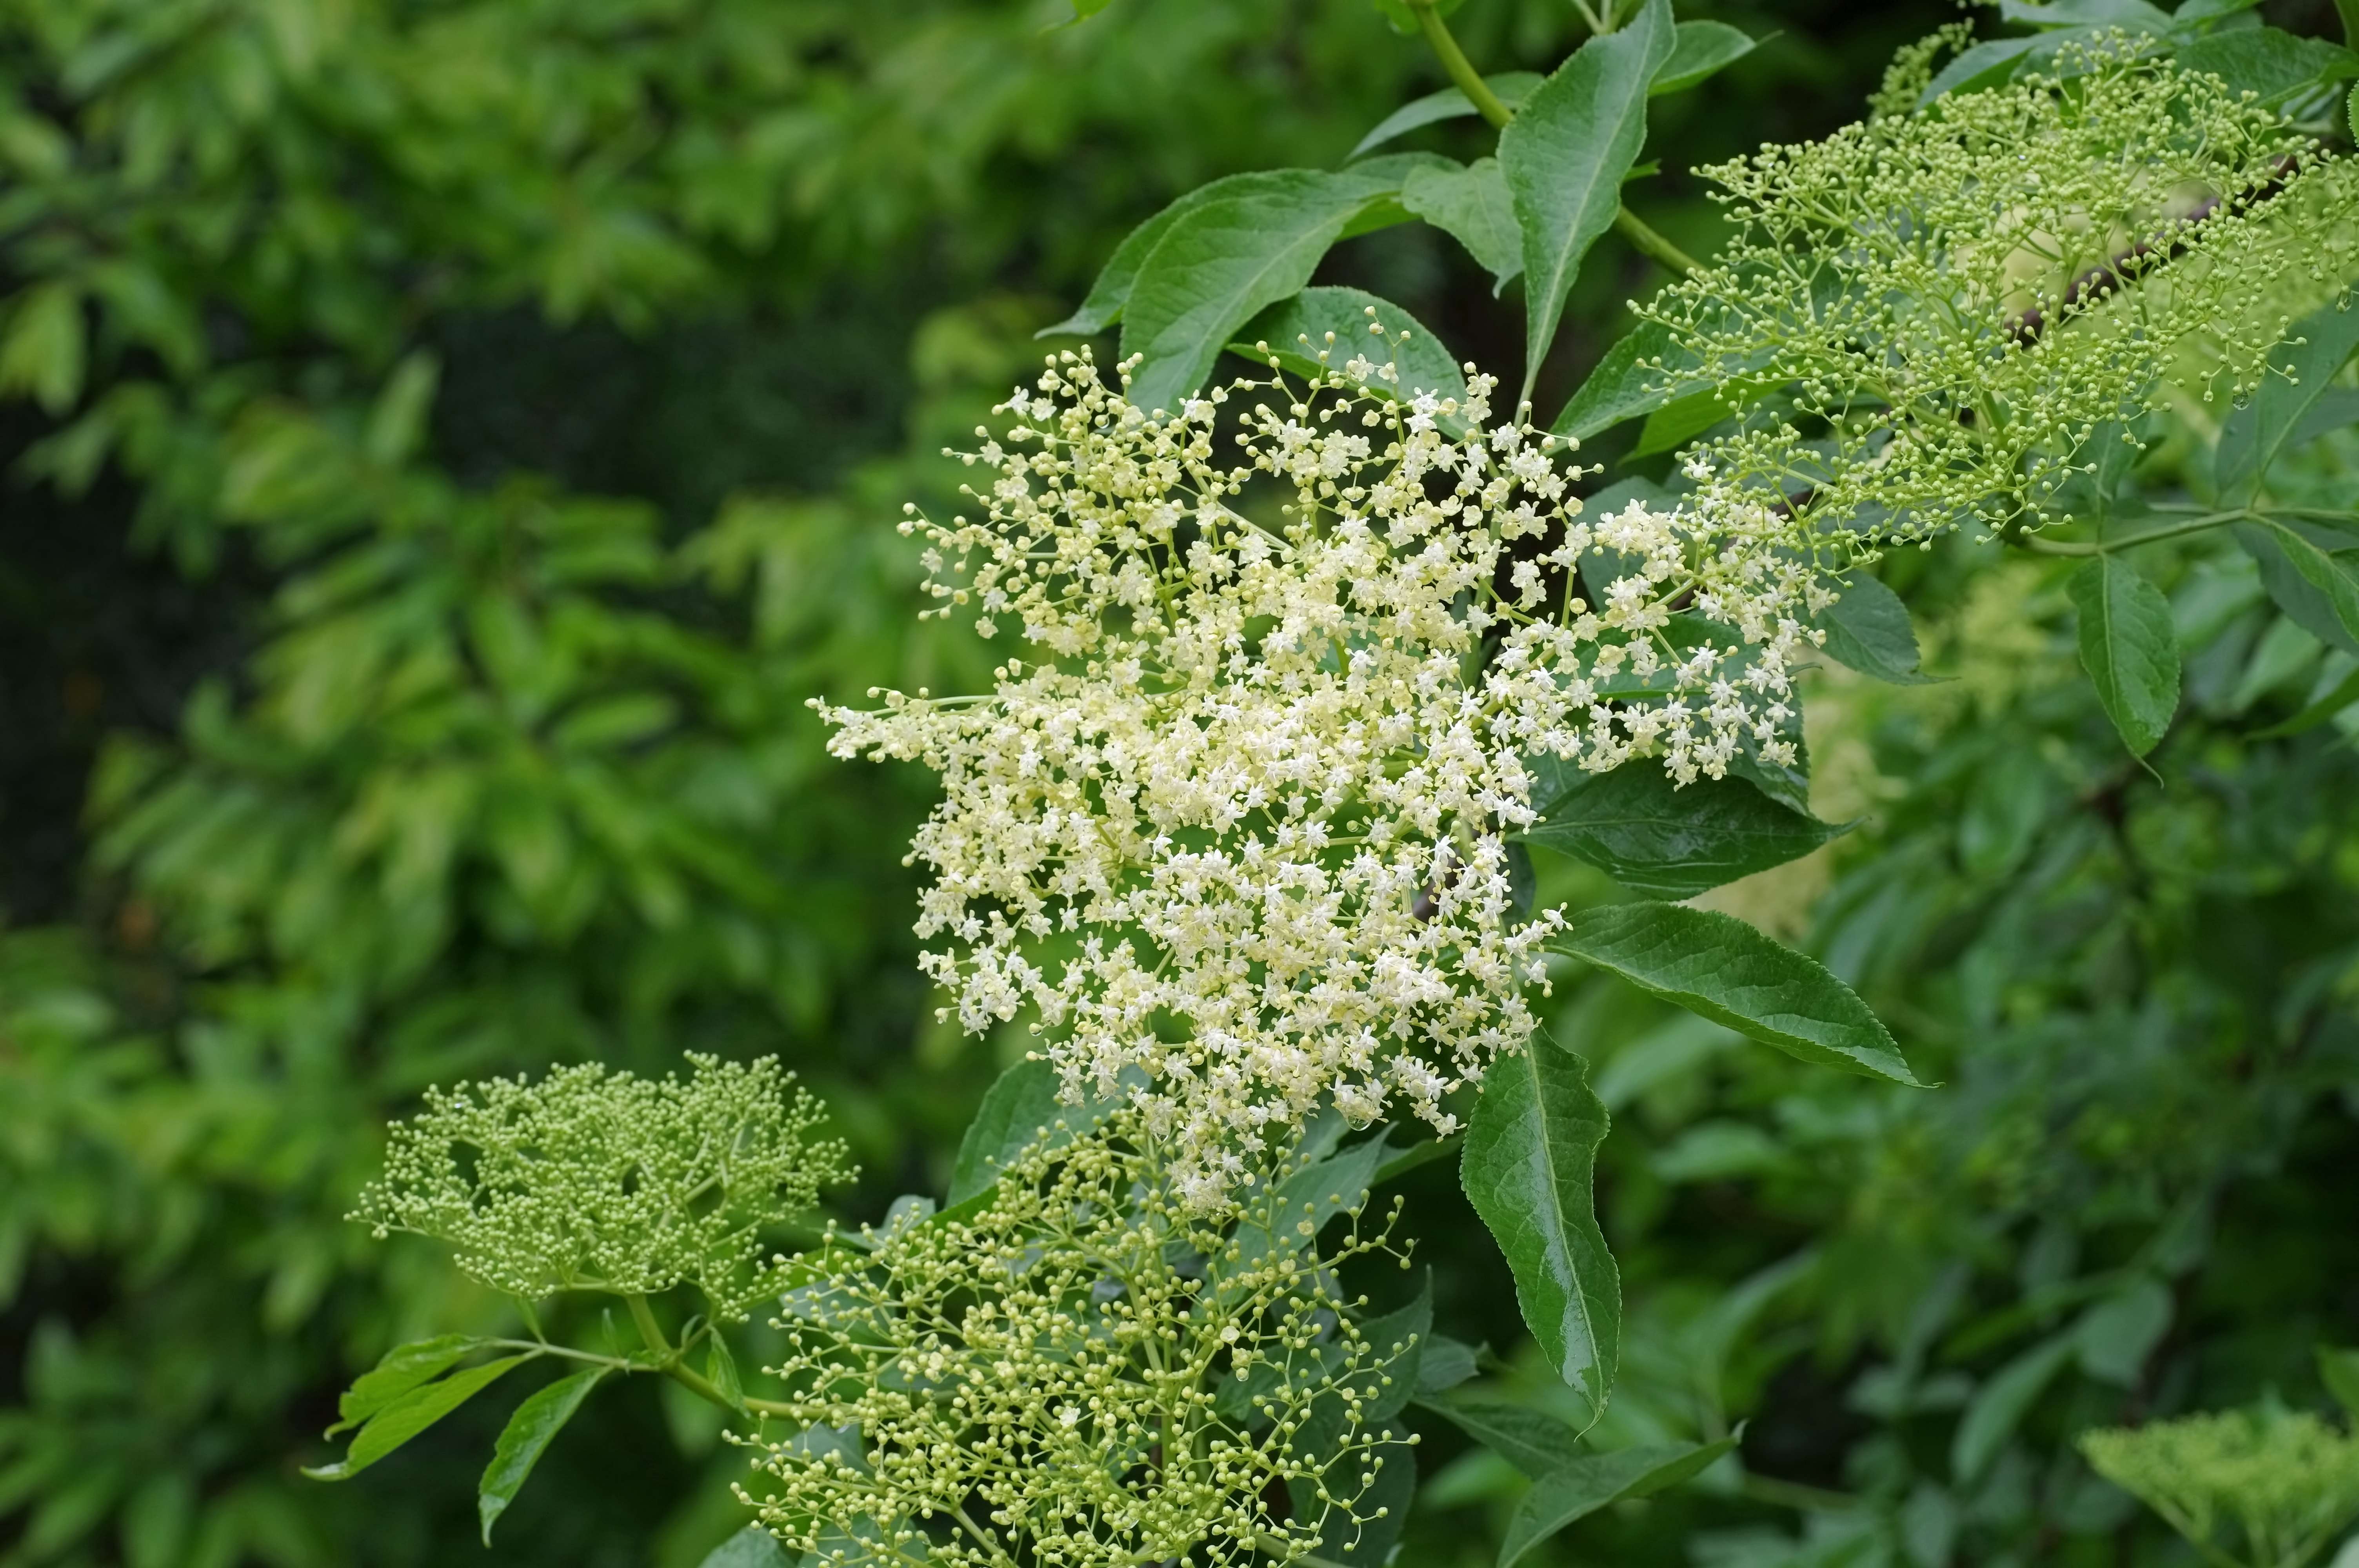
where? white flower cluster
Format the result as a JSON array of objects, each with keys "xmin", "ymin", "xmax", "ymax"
[{"xmin": 817, "ymin": 342, "xmax": 1832, "ymax": 1202}]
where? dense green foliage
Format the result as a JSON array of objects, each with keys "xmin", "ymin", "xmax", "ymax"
[{"xmin": 3, "ymin": 1, "xmax": 2357, "ymax": 1566}]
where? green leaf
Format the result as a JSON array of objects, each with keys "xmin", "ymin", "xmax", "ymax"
[
  {"xmin": 1120, "ymin": 170, "xmax": 1399, "ymax": 414},
  {"xmin": 2175, "ymin": 29, "xmax": 2359, "ymax": 104},
  {"xmin": 947, "ymin": 1056, "xmax": 1127, "ymax": 1204},
  {"xmin": 1461, "ymin": 1033, "xmax": 1619, "ymax": 1428},
  {"xmin": 306, "ymin": 1353, "xmax": 531, "ymax": 1481},
  {"xmin": 2319, "ymin": 1346, "xmax": 2359, "ymax": 1417},
  {"xmin": 1999, "ymin": 0, "xmax": 2170, "ymax": 27},
  {"xmin": 1414, "ymin": 1336, "xmax": 1481, "ymax": 1396},
  {"xmin": 0, "ymin": 281, "xmax": 86, "ymax": 415},
  {"xmin": 1232, "ymin": 1128, "xmax": 1392, "ymax": 1269},
  {"xmin": 2235, "ymin": 519, "xmax": 2359, "ymax": 659},
  {"xmin": 1951, "ymin": 1335, "xmax": 2075, "ymax": 1485},
  {"xmin": 694, "ymin": 1526, "xmax": 796, "ymax": 1568},
  {"xmin": 329, "ymin": 1335, "xmax": 487, "ymax": 1436},
  {"xmin": 2216, "ymin": 299, "xmax": 2359, "ymax": 504},
  {"xmin": 2069, "ymin": 556, "xmax": 2182, "ymax": 756},
  {"xmin": 1313, "ymin": 1437, "xmax": 1415, "ymax": 1564},
  {"xmin": 1349, "ymin": 73, "xmax": 1542, "ymax": 158},
  {"xmin": 1500, "ymin": 0, "xmax": 1675, "ymax": 404},
  {"xmin": 1553, "ymin": 902, "xmax": 1925, "ymax": 1086},
  {"xmin": 1816, "ymin": 574, "xmax": 1940, "ymax": 685},
  {"xmin": 1039, "ymin": 181, "xmax": 1232, "ymax": 338},
  {"xmin": 1918, "ymin": 36, "xmax": 2045, "ymax": 105},
  {"xmin": 1653, "ymin": 22, "xmax": 1758, "ymax": 96},
  {"xmin": 1416, "ymin": 1396, "xmax": 1587, "ymax": 1478},
  {"xmin": 478, "ymin": 1367, "xmax": 603, "ymax": 1543},
  {"xmin": 1400, "ymin": 160, "xmax": 1521, "ymax": 294},
  {"xmin": 1523, "ymin": 764, "xmax": 1843, "ymax": 900},
  {"xmin": 1498, "ymin": 1436, "xmax": 1739, "ymax": 1568},
  {"xmin": 1629, "ymin": 380, "xmax": 1768, "ymax": 457},
  {"xmin": 1552, "ymin": 320, "xmax": 1688, "ymax": 440},
  {"xmin": 1232, "ymin": 286, "xmax": 1470, "ymax": 407},
  {"xmin": 2251, "ymin": 658, "xmax": 2359, "ymax": 738},
  {"xmin": 704, "ymin": 1332, "xmax": 745, "ymax": 1413}
]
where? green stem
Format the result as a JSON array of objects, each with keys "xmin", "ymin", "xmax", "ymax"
[
  {"xmin": 1404, "ymin": 0, "xmax": 1699, "ymax": 283},
  {"xmin": 2018, "ymin": 510, "xmax": 2249, "ymax": 556},
  {"xmin": 1407, "ymin": 0, "xmax": 1510, "ymax": 127},
  {"xmin": 624, "ymin": 1294, "xmax": 791, "ymax": 1417},
  {"xmin": 1614, "ymin": 205, "xmax": 1701, "ymax": 279},
  {"xmin": 950, "ymin": 1503, "xmax": 1020, "ymax": 1568},
  {"xmin": 2338, "ymin": 0, "xmax": 2359, "ymax": 50}
]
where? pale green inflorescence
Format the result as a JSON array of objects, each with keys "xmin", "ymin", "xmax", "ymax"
[
  {"xmin": 745, "ymin": 1112, "xmax": 1417, "ymax": 1567},
  {"xmin": 353, "ymin": 1054, "xmax": 852, "ymax": 1320},
  {"xmin": 2080, "ymin": 1408, "xmax": 2359, "ymax": 1568},
  {"xmin": 1644, "ymin": 34, "xmax": 2359, "ymax": 543}
]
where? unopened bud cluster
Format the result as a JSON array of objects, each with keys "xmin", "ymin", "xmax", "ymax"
[
  {"xmin": 747, "ymin": 1113, "xmax": 1415, "ymax": 1566},
  {"xmin": 353, "ymin": 1054, "xmax": 851, "ymax": 1320}
]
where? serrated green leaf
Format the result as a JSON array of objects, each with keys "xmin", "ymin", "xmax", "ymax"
[
  {"xmin": 1816, "ymin": 573, "xmax": 1940, "ymax": 685},
  {"xmin": 329, "ymin": 1334, "xmax": 487, "ymax": 1436},
  {"xmin": 1553, "ymin": 902, "xmax": 1924, "ymax": 1086},
  {"xmin": 478, "ymin": 1367, "xmax": 603, "ymax": 1543},
  {"xmin": 1416, "ymin": 1396, "xmax": 1587, "ymax": 1478},
  {"xmin": 947, "ymin": 1056, "xmax": 1127, "ymax": 1204},
  {"xmin": 1523, "ymin": 764, "xmax": 1843, "ymax": 900},
  {"xmin": 2235, "ymin": 519, "xmax": 2359, "ymax": 659},
  {"xmin": 1500, "ymin": 0, "xmax": 1674, "ymax": 404},
  {"xmin": 1120, "ymin": 171, "xmax": 1398, "ymax": 414},
  {"xmin": 1653, "ymin": 21, "xmax": 1757, "ymax": 96},
  {"xmin": 2175, "ymin": 29, "xmax": 2359, "ymax": 103},
  {"xmin": 1232, "ymin": 286, "xmax": 1469, "ymax": 408},
  {"xmin": 1462, "ymin": 1033, "xmax": 1618, "ymax": 1428},
  {"xmin": 1400, "ymin": 159, "xmax": 1521, "ymax": 294},
  {"xmin": 307, "ymin": 1353, "xmax": 530, "ymax": 1481},
  {"xmin": 1498, "ymin": 1435, "xmax": 1739, "ymax": 1568},
  {"xmin": 2069, "ymin": 556, "xmax": 2182, "ymax": 756},
  {"xmin": 1349, "ymin": 73, "xmax": 1542, "ymax": 159},
  {"xmin": 2216, "ymin": 299, "xmax": 2359, "ymax": 505},
  {"xmin": 1039, "ymin": 181, "xmax": 1234, "ymax": 338}
]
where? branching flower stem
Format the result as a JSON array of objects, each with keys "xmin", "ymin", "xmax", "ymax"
[
  {"xmin": 622, "ymin": 1293, "xmax": 794, "ymax": 1417},
  {"xmin": 1403, "ymin": 0, "xmax": 1700, "ymax": 278},
  {"xmin": 2019, "ymin": 506, "xmax": 2359, "ymax": 557}
]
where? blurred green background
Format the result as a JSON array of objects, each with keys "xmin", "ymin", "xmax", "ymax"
[{"xmin": 2, "ymin": 2, "xmax": 2355, "ymax": 1565}]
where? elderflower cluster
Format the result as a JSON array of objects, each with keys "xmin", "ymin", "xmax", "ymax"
[
  {"xmin": 2080, "ymin": 1408, "xmax": 2359, "ymax": 1567},
  {"xmin": 746, "ymin": 1112, "xmax": 1417, "ymax": 1568},
  {"xmin": 1642, "ymin": 34, "xmax": 2359, "ymax": 541},
  {"xmin": 818, "ymin": 345, "xmax": 1836, "ymax": 1200},
  {"xmin": 353, "ymin": 1055, "xmax": 852, "ymax": 1320}
]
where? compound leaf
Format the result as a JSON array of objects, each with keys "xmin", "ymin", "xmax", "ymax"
[{"xmin": 478, "ymin": 1367, "xmax": 604, "ymax": 1543}]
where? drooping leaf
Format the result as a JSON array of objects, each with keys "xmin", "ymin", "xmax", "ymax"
[
  {"xmin": 2175, "ymin": 29, "xmax": 2359, "ymax": 104},
  {"xmin": 1349, "ymin": 73, "xmax": 1542, "ymax": 158},
  {"xmin": 1461, "ymin": 1033, "xmax": 1618, "ymax": 1428},
  {"xmin": 1500, "ymin": 0, "xmax": 1675, "ymax": 403},
  {"xmin": 2235, "ymin": 519, "xmax": 2359, "ymax": 658},
  {"xmin": 478, "ymin": 1367, "xmax": 604, "ymax": 1543},
  {"xmin": 1416, "ymin": 1396, "xmax": 1588, "ymax": 1478},
  {"xmin": 694, "ymin": 1526, "xmax": 796, "ymax": 1568},
  {"xmin": 1553, "ymin": 902, "xmax": 1925, "ymax": 1086},
  {"xmin": 2215, "ymin": 299, "xmax": 2359, "ymax": 503},
  {"xmin": 328, "ymin": 1335, "xmax": 487, "ymax": 1436},
  {"xmin": 2069, "ymin": 556, "xmax": 2182, "ymax": 756},
  {"xmin": 2072, "ymin": 1279, "xmax": 2172, "ymax": 1387},
  {"xmin": 1232, "ymin": 286, "xmax": 1470, "ymax": 407},
  {"xmin": 1038, "ymin": 180, "xmax": 1230, "ymax": 338},
  {"xmin": 1523, "ymin": 764, "xmax": 1844, "ymax": 900},
  {"xmin": 1498, "ymin": 1436, "xmax": 1739, "ymax": 1568},
  {"xmin": 1120, "ymin": 170, "xmax": 1400, "ymax": 414},
  {"xmin": 1951, "ymin": 1335, "xmax": 2077, "ymax": 1484},
  {"xmin": 2252, "ymin": 658, "xmax": 2359, "ymax": 737},
  {"xmin": 1653, "ymin": 22, "xmax": 1758, "ymax": 96},
  {"xmin": 1400, "ymin": 160, "xmax": 1522, "ymax": 293},
  {"xmin": 1816, "ymin": 573, "xmax": 1940, "ymax": 685},
  {"xmin": 306, "ymin": 1354, "xmax": 531, "ymax": 1481}
]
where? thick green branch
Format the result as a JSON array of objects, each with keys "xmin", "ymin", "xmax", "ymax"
[
  {"xmin": 1613, "ymin": 205, "xmax": 1701, "ymax": 278},
  {"xmin": 2017, "ymin": 510, "xmax": 2248, "ymax": 556},
  {"xmin": 624, "ymin": 1293, "xmax": 792, "ymax": 1418}
]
